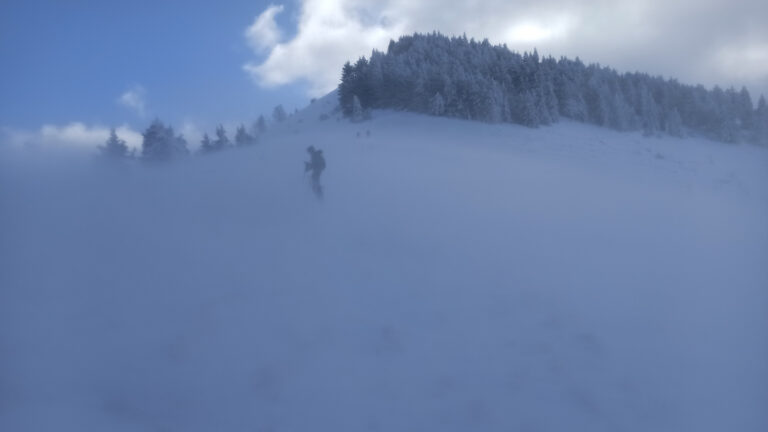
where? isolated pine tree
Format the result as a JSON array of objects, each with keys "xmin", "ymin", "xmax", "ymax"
[
  {"xmin": 142, "ymin": 119, "xmax": 168, "ymax": 160},
  {"xmin": 174, "ymin": 134, "xmax": 189, "ymax": 156},
  {"xmin": 199, "ymin": 133, "xmax": 214, "ymax": 154},
  {"xmin": 100, "ymin": 128, "xmax": 129, "ymax": 159},
  {"xmin": 235, "ymin": 124, "xmax": 255, "ymax": 146},
  {"xmin": 256, "ymin": 115, "xmax": 267, "ymax": 133},
  {"xmin": 272, "ymin": 105, "xmax": 287, "ymax": 123},
  {"xmin": 142, "ymin": 119, "xmax": 188, "ymax": 161},
  {"xmin": 213, "ymin": 125, "xmax": 230, "ymax": 150}
]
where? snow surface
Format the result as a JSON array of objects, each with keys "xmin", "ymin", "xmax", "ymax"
[{"xmin": 2, "ymin": 92, "xmax": 767, "ymax": 431}]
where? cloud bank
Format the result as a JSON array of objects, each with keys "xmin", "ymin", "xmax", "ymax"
[
  {"xmin": 2, "ymin": 123, "xmax": 142, "ymax": 151},
  {"xmin": 243, "ymin": 0, "xmax": 768, "ymax": 99}
]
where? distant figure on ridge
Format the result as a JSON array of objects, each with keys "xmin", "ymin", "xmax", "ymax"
[{"xmin": 305, "ymin": 146, "xmax": 326, "ymax": 197}]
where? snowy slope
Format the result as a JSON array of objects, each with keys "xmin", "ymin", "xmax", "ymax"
[{"xmin": 1, "ymin": 92, "xmax": 767, "ymax": 432}]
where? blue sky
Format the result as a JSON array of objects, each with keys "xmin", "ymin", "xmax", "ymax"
[
  {"xmin": 2, "ymin": 0, "xmax": 766, "ymax": 149},
  {"xmin": 0, "ymin": 0, "xmax": 306, "ymax": 131}
]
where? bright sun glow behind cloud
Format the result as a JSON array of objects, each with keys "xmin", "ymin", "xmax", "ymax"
[{"xmin": 505, "ymin": 16, "xmax": 574, "ymax": 43}]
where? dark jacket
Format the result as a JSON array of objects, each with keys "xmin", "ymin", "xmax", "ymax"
[{"xmin": 305, "ymin": 146, "xmax": 326, "ymax": 175}]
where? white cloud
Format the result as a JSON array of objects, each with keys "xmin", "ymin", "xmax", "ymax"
[
  {"xmin": 178, "ymin": 121, "xmax": 204, "ymax": 150},
  {"xmin": 244, "ymin": 0, "xmax": 405, "ymax": 96},
  {"xmin": 2, "ymin": 123, "xmax": 142, "ymax": 151},
  {"xmin": 245, "ymin": 4, "xmax": 286, "ymax": 52},
  {"xmin": 712, "ymin": 43, "xmax": 768, "ymax": 81},
  {"xmin": 117, "ymin": 85, "xmax": 147, "ymax": 117},
  {"xmin": 505, "ymin": 15, "xmax": 575, "ymax": 44},
  {"xmin": 243, "ymin": 0, "xmax": 768, "ymax": 98}
]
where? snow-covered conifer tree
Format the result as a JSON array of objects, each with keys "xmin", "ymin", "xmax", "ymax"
[
  {"xmin": 542, "ymin": 80, "xmax": 560, "ymax": 122},
  {"xmin": 235, "ymin": 124, "xmax": 255, "ymax": 146},
  {"xmin": 142, "ymin": 119, "xmax": 188, "ymax": 161},
  {"xmin": 736, "ymin": 86, "xmax": 754, "ymax": 129},
  {"xmin": 213, "ymin": 125, "xmax": 231, "ymax": 150},
  {"xmin": 429, "ymin": 92, "xmax": 445, "ymax": 116},
  {"xmin": 173, "ymin": 134, "xmax": 189, "ymax": 156},
  {"xmin": 351, "ymin": 95, "xmax": 364, "ymax": 122},
  {"xmin": 254, "ymin": 115, "xmax": 267, "ymax": 134},
  {"xmin": 272, "ymin": 105, "xmax": 287, "ymax": 123},
  {"xmin": 640, "ymin": 87, "xmax": 661, "ymax": 136},
  {"xmin": 199, "ymin": 133, "xmax": 214, "ymax": 154},
  {"xmin": 753, "ymin": 95, "xmax": 768, "ymax": 146},
  {"xmin": 719, "ymin": 117, "xmax": 741, "ymax": 143},
  {"xmin": 338, "ymin": 61, "xmax": 355, "ymax": 116},
  {"xmin": 611, "ymin": 92, "xmax": 637, "ymax": 131},
  {"xmin": 486, "ymin": 82, "xmax": 506, "ymax": 123},
  {"xmin": 664, "ymin": 108, "xmax": 684, "ymax": 137},
  {"xmin": 333, "ymin": 32, "xmax": 758, "ymax": 142},
  {"xmin": 519, "ymin": 90, "xmax": 540, "ymax": 127},
  {"xmin": 100, "ymin": 128, "xmax": 130, "ymax": 159}
]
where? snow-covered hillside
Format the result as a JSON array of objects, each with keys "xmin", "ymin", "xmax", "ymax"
[{"xmin": 1, "ymin": 93, "xmax": 767, "ymax": 432}]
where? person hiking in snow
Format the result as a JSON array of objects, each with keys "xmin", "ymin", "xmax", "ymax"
[{"xmin": 305, "ymin": 145, "xmax": 326, "ymax": 197}]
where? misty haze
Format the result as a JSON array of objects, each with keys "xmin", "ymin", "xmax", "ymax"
[{"xmin": 1, "ymin": 1, "xmax": 767, "ymax": 432}]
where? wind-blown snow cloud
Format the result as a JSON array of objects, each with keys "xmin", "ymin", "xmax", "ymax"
[
  {"xmin": 244, "ymin": 4, "xmax": 286, "ymax": 52},
  {"xmin": 243, "ymin": 0, "xmax": 768, "ymax": 98},
  {"xmin": 2, "ymin": 123, "xmax": 142, "ymax": 151},
  {"xmin": 117, "ymin": 85, "xmax": 147, "ymax": 117}
]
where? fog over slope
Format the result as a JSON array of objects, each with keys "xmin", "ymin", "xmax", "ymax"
[{"xmin": 1, "ymin": 93, "xmax": 767, "ymax": 431}]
